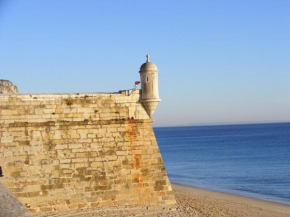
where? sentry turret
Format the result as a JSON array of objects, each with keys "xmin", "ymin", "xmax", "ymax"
[{"xmin": 139, "ymin": 54, "xmax": 161, "ymax": 118}]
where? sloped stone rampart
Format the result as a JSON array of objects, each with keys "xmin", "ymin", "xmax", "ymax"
[{"xmin": 0, "ymin": 91, "xmax": 175, "ymax": 214}]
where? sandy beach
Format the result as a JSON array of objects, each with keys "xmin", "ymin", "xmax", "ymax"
[
  {"xmin": 172, "ymin": 183, "xmax": 290, "ymax": 217},
  {"xmin": 36, "ymin": 183, "xmax": 290, "ymax": 217}
]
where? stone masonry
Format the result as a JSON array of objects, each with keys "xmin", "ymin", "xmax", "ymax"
[{"xmin": 0, "ymin": 90, "xmax": 176, "ymax": 215}]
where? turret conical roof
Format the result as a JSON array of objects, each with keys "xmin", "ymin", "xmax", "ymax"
[{"xmin": 139, "ymin": 54, "xmax": 158, "ymax": 72}]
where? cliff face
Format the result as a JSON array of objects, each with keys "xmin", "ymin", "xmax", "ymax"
[{"xmin": 0, "ymin": 80, "xmax": 19, "ymax": 94}]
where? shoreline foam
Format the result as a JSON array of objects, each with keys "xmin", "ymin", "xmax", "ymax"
[{"xmin": 171, "ymin": 181, "xmax": 290, "ymax": 205}]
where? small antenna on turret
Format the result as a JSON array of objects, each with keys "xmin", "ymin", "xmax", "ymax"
[{"xmin": 146, "ymin": 54, "xmax": 150, "ymax": 62}]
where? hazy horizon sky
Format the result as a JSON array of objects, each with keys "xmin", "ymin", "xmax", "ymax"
[{"xmin": 0, "ymin": 1, "xmax": 289, "ymax": 127}]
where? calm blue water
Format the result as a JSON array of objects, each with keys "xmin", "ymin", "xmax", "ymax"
[{"xmin": 154, "ymin": 122, "xmax": 290, "ymax": 205}]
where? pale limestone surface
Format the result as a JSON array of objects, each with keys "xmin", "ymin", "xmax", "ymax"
[
  {"xmin": 139, "ymin": 55, "xmax": 161, "ymax": 118},
  {"xmin": 0, "ymin": 80, "xmax": 18, "ymax": 94},
  {"xmin": 0, "ymin": 90, "xmax": 175, "ymax": 215}
]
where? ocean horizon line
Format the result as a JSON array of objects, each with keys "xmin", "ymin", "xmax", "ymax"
[{"xmin": 153, "ymin": 121, "xmax": 290, "ymax": 129}]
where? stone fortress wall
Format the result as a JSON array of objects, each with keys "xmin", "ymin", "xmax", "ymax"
[{"xmin": 0, "ymin": 91, "xmax": 176, "ymax": 214}]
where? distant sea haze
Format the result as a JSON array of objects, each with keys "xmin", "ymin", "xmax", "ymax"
[{"xmin": 154, "ymin": 122, "xmax": 290, "ymax": 205}]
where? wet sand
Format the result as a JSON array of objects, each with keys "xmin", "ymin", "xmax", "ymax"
[{"xmin": 37, "ymin": 183, "xmax": 290, "ymax": 217}]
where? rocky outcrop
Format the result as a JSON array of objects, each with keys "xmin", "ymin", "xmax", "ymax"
[
  {"xmin": 0, "ymin": 80, "xmax": 18, "ymax": 94},
  {"xmin": 0, "ymin": 182, "xmax": 34, "ymax": 217}
]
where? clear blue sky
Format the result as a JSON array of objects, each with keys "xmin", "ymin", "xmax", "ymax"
[{"xmin": 0, "ymin": 0, "xmax": 289, "ymax": 126}]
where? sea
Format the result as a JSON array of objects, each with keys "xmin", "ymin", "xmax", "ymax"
[{"xmin": 154, "ymin": 122, "xmax": 290, "ymax": 205}]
